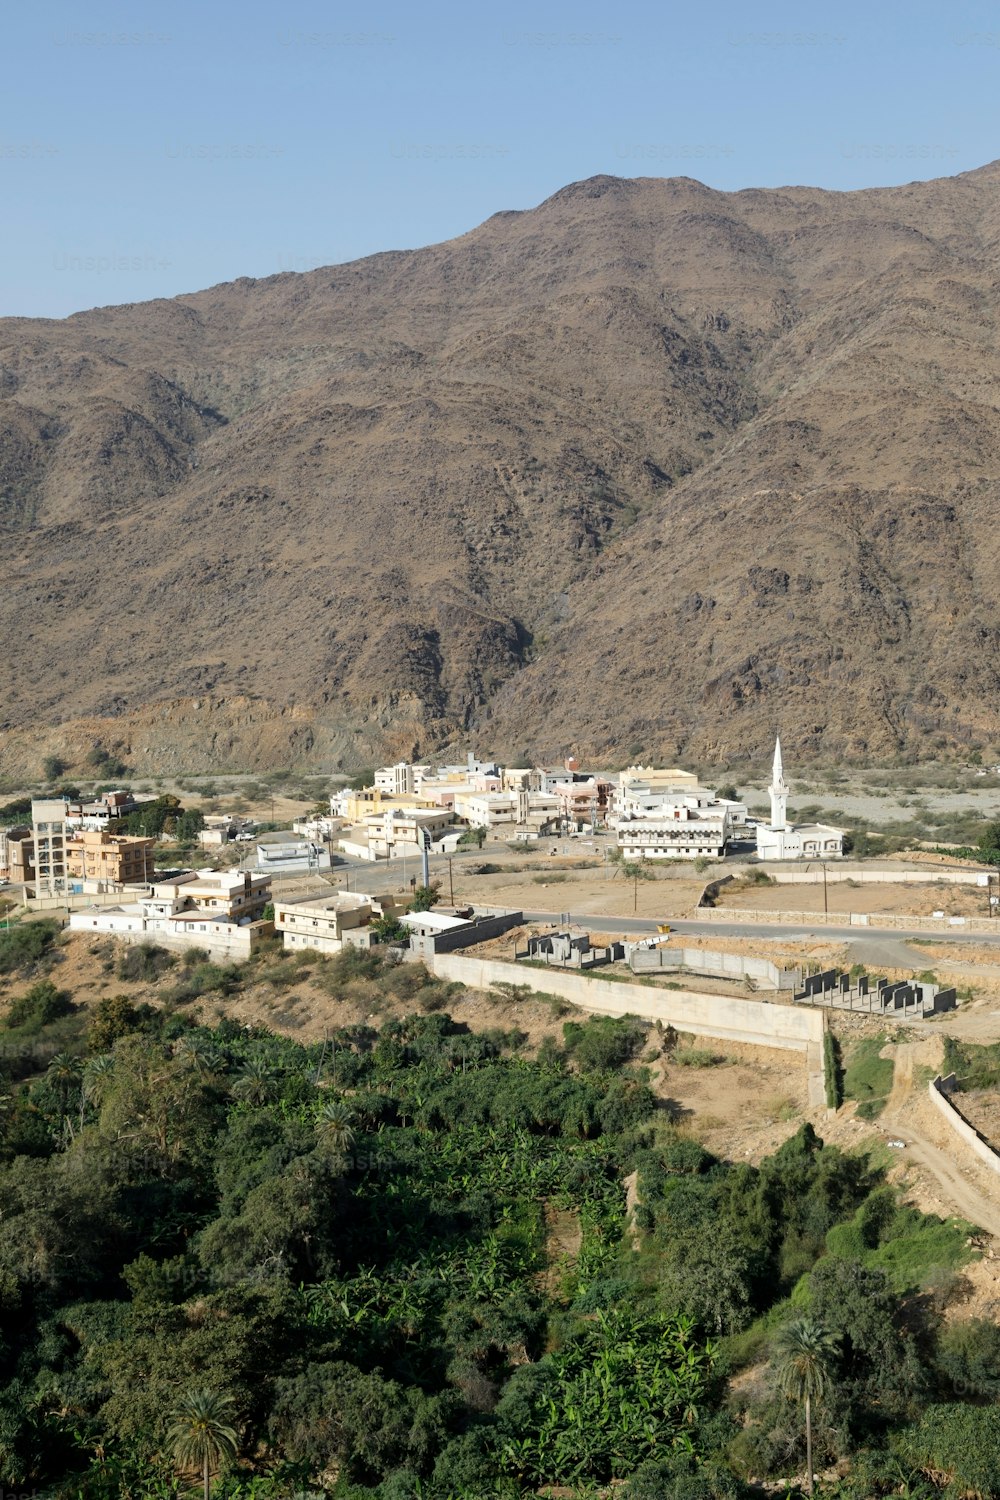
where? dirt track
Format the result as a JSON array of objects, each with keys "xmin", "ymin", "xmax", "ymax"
[{"xmin": 881, "ymin": 1041, "xmax": 1000, "ymax": 1238}]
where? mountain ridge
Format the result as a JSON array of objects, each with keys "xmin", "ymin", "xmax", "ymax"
[{"xmin": 3, "ymin": 165, "xmax": 1000, "ymax": 776}]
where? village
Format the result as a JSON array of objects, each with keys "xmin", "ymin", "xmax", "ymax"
[{"xmin": 0, "ymin": 739, "xmax": 845, "ymax": 963}]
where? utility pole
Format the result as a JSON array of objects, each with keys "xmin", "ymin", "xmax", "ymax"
[
  {"xmin": 822, "ymin": 862, "xmax": 828, "ymax": 916},
  {"xmin": 448, "ymin": 857, "xmax": 454, "ymax": 906},
  {"xmin": 633, "ymin": 868, "xmax": 638, "ymax": 913}
]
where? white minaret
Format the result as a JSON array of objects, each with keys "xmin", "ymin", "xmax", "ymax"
[{"xmin": 769, "ymin": 736, "xmax": 788, "ymax": 831}]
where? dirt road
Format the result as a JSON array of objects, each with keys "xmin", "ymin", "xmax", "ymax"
[{"xmin": 882, "ymin": 1042, "xmax": 1000, "ymax": 1238}]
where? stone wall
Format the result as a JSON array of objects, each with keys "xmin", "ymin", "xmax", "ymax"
[{"xmin": 928, "ymin": 1075, "xmax": 1000, "ymax": 1178}]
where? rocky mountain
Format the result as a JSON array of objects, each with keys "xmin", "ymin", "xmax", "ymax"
[{"xmin": 3, "ymin": 162, "xmax": 1000, "ymax": 777}]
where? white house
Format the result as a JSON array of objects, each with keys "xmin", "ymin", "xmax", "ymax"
[
  {"xmin": 755, "ymin": 739, "xmax": 844, "ymax": 861},
  {"xmin": 256, "ymin": 840, "xmax": 332, "ymax": 874},
  {"xmin": 68, "ymin": 868, "xmax": 273, "ymax": 959},
  {"xmin": 375, "ymin": 762, "xmax": 418, "ymax": 796},
  {"xmin": 454, "ymin": 791, "xmax": 519, "ymax": 828}
]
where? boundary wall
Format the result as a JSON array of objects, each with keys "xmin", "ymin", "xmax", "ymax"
[
  {"xmin": 428, "ymin": 952, "xmax": 825, "ymax": 1103},
  {"xmin": 765, "ymin": 868, "xmax": 986, "ymax": 887},
  {"xmin": 698, "ymin": 905, "xmax": 1000, "ymax": 935},
  {"xmin": 929, "ymin": 1075, "xmax": 1000, "ymax": 1179}
]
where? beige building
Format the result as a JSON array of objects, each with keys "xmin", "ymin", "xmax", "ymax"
[
  {"xmin": 617, "ymin": 795, "xmax": 733, "ymax": 860},
  {"xmin": 273, "ymin": 891, "xmax": 374, "ymax": 954},
  {"xmin": 0, "ymin": 825, "xmax": 31, "ymax": 882},
  {"xmin": 361, "ymin": 807, "xmax": 455, "ymax": 859},
  {"xmin": 65, "ymin": 829, "xmax": 156, "ymax": 886},
  {"xmin": 619, "ymin": 765, "xmax": 699, "ymax": 793},
  {"xmin": 146, "ymin": 868, "xmax": 271, "ymax": 921},
  {"xmin": 454, "ymin": 791, "xmax": 519, "ymax": 827}
]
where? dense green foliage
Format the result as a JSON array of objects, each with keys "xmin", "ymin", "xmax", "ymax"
[
  {"xmin": 0, "ymin": 943, "xmax": 995, "ymax": 1497},
  {"xmin": 841, "ymin": 1034, "xmax": 893, "ymax": 1119},
  {"xmin": 823, "ymin": 1032, "xmax": 842, "ymax": 1109}
]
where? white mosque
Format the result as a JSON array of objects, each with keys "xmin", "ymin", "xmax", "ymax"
[{"xmin": 755, "ymin": 737, "xmax": 845, "ymax": 861}]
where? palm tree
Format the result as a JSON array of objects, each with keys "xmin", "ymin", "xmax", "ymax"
[
  {"xmin": 174, "ymin": 1035, "xmax": 220, "ymax": 1079},
  {"xmin": 47, "ymin": 1051, "xmax": 82, "ymax": 1113},
  {"xmin": 82, "ymin": 1052, "xmax": 116, "ymax": 1105},
  {"xmin": 231, "ymin": 1056, "xmax": 277, "ymax": 1106},
  {"xmin": 772, "ymin": 1317, "xmax": 839, "ymax": 1497},
  {"xmin": 166, "ymin": 1388, "xmax": 238, "ymax": 1500},
  {"xmin": 315, "ymin": 1099, "xmax": 356, "ymax": 1158}
]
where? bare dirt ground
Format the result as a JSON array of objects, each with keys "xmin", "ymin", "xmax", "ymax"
[
  {"xmin": 652, "ymin": 1040, "xmax": 812, "ymax": 1162},
  {"xmin": 721, "ymin": 878, "xmax": 992, "ymax": 920},
  {"xmin": 449, "ymin": 860, "xmax": 708, "ymax": 919}
]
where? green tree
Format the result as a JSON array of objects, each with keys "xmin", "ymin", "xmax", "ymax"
[
  {"xmin": 42, "ymin": 754, "xmax": 66, "ymax": 780},
  {"xmin": 410, "ymin": 884, "xmax": 440, "ymax": 912},
  {"xmin": 978, "ymin": 820, "xmax": 1000, "ymax": 858},
  {"xmin": 772, "ymin": 1317, "xmax": 839, "ymax": 1496},
  {"xmin": 371, "ymin": 912, "xmax": 409, "ymax": 944},
  {"xmin": 166, "ymin": 1388, "xmax": 239, "ymax": 1500},
  {"xmin": 87, "ymin": 993, "xmax": 142, "ymax": 1053},
  {"xmin": 315, "ymin": 1099, "xmax": 356, "ymax": 1159}
]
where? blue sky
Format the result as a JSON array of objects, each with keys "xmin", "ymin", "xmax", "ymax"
[{"xmin": 4, "ymin": 0, "xmax": 1000, "ymax": 317}]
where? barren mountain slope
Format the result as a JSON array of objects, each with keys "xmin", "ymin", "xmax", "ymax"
[{"xmin": 2, "ymin": 165, "xmax": 1000, "ymax": 774}]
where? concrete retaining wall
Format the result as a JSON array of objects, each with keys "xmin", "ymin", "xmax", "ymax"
[
  {"xmin": 26, "ymin": 888, "xmax": 143, "ymax": 913},
  {"xmin": 429, "ymin": 953, "xmax": 825, "ymax": 1094},
  {"xmin": 699, "ymin": 905, "xmax": 1000, "ymax": 935},
  {"xmin": 928, "ymin": 1076, "xmax": 1000, "ymax": 1178},
  {"xmin": 629, "ymin": 945, "xmax": 799, "ymax": 991}
]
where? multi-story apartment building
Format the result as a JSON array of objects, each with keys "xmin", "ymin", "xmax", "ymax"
[{"xmin": 64, "ymin": 830, "xmax": 156, "ymax": 886}]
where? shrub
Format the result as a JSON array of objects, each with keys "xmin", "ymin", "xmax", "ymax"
[
  {"xmin": 87, "ymin": 994, "xmax": 152, "ymax": 1052},
  {"xmin": 0, "ymin": 919, "xmax": 59, "ymax": 975},
  {"xmin": 5, "ymin": 978, "xmax": 73, "ymax": 1032},
  {"xmin": 843, "ymin": 1034, "xmax": 893, "ymax": 1118},
  {"xmin": 674, "ymin": 1048, "xmax": 723, "ymax": 1068},
  {"xmin": 563, "ymin": 1016, "xmax": 647, "ymax": 1072},
  {"xmin": 116, "ymin": 942, "xmax": 176, "ymax": 983}
]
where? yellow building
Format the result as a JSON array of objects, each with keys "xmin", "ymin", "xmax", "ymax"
[{"xmin": 338, "ymin": 787, "xmax": 440, "ymax": 823}]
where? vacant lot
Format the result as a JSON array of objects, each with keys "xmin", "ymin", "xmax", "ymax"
[{"xmin": 720, "ymin": 877, "xmax": 990, "ymax": 920}]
